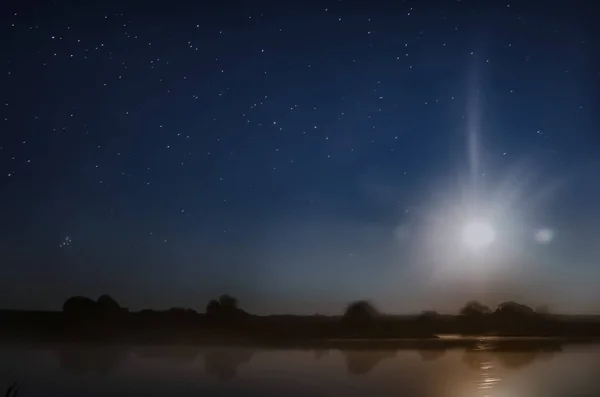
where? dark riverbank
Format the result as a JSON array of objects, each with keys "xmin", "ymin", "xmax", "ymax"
[
  {"xmin": 2, "ymin": 296, "xmax": 600, "ymax": 345},
  {"xmin": 2, "ymin": 308, "xmax": 600, "ymax": 347},
  {"xmin": 1, "ymin": 332, "xmax": 594, "ymax": 353}
]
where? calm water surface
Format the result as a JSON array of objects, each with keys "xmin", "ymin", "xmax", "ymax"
[{"xmin": 0, "ymin": 341, "xmax": 599, "ymax": 396}]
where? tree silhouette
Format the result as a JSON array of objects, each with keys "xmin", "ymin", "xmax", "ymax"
[
  {"xmin": 342, "ymin": 300, "xmax": 379, "ymax": 328},
  {"xmin": 97, "ymin": 294, "xmax": 122, "ymax": 315},
  {"xmin": 205, "ymin": 294, "xmax": 248, "ymax": 325},
  {"xmin": 492, "ymin": 301, "xmax": 540, "ymax": 335},
  {"xmin": 218, "ymin": 294, "xmax": 238, "ymax": 310},
  {"xmin": 206, "ymin": 300, "xmax": 221, "ymax": 318},
  {"xmin": 494, "ymin": 301, "xmax": 535, "ymax": 317},
  {"xmin": 459, "ymin": 300, "xmax": 491, "ymax": 317},
  {"xmin": 63, "ymin": 296, "xmax": 98, "ymax": 318}
]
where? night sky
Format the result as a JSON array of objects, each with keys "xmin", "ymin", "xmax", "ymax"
[{"xmin": 1, "ymin": 1, "xmax": 599, "ymax": 314}]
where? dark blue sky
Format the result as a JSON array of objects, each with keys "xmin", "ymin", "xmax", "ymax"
[{"xmin": 1, "ymin": 0, "xmax": 599, "ymax": 314}]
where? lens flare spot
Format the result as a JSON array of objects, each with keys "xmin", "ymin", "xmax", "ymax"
[{"xmin": 534, "ymin": 228, "xmax": 555, "ymax": 244}]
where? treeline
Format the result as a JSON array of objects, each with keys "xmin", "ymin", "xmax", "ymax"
[
  {"xmin": 418, "ymin": 300, "xmax": 600, "ymax": 336},
  {"xmin": 54, "ymin": 295, "xmax": 600, "ymax": 338},
  {"xmin": 1, "ymin": 295, "xmax": 600, "ymax": 341}
]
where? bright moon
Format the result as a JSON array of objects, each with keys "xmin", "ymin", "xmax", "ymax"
[{"xmin": 462, "ymin": 219, "xmax": 495, "ymax": 250}]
